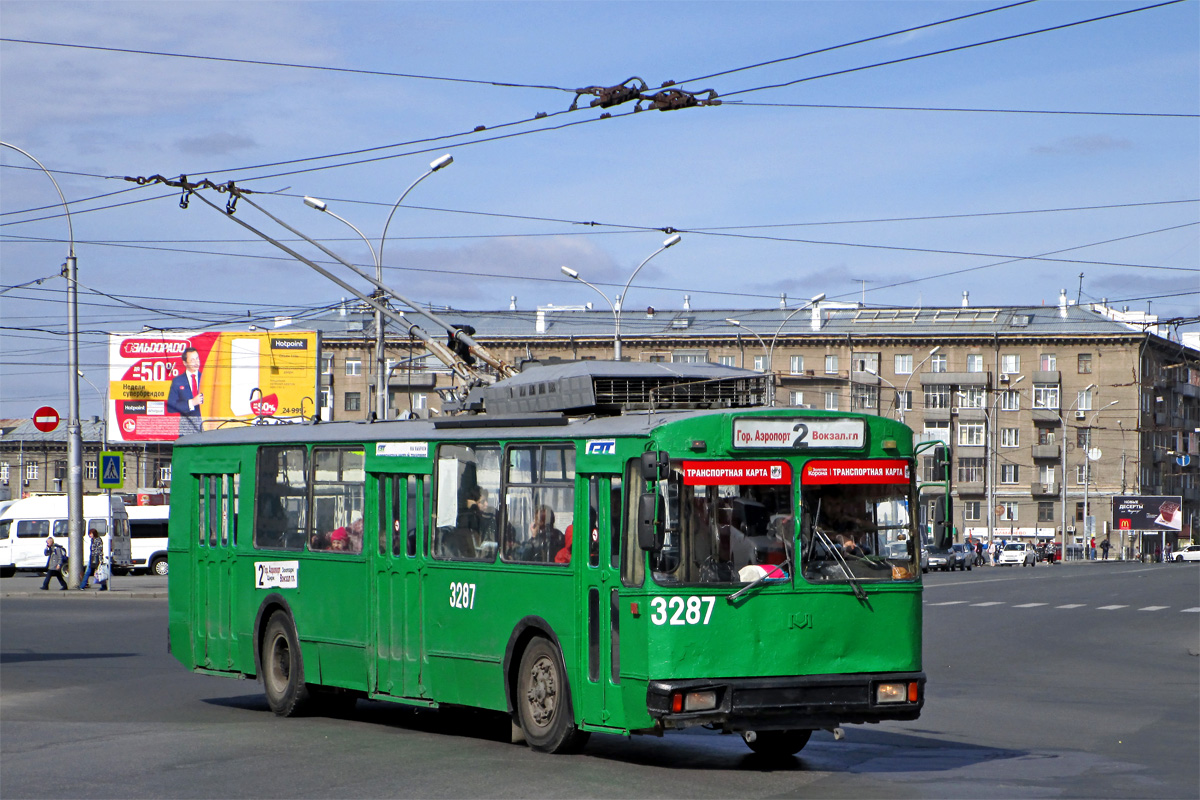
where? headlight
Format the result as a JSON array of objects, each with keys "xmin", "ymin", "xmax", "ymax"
[{"xmin": 876, "ymin": 682, "xmax": 919, "ymax": 704}]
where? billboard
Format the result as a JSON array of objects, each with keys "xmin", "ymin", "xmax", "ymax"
[
  {"xmin": 1111, "ymin": 495, "xmax": 1184, "ymax": 532},
  {"xmin": 107, "ymin": 330, "xmax": 319, "ymax": 442}
]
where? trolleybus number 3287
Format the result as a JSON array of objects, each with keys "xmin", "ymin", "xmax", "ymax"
[{"xmin": 649, "ymin": 596, "xmax": 716, "ymax": 626}]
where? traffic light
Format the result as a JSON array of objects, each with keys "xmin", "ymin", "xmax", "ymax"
[
  {"xmin": 447, "ymin": 324, "xmax": 476, "ymax": 366},
  {"xmin": 933, "ymin": 495, "xmax": 953, "ymax": 547},
  {"xmin": 933, "ymin": 445, "xmax": 950, "ymax": 482}
]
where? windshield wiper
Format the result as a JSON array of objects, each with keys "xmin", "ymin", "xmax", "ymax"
[
  {"xmin": 812, "ymin": 522, "xmax": 868, "ymax": 601},
  {"xmin": 726, "ymin": 555, "xmax": 791, "ymax": 604}
]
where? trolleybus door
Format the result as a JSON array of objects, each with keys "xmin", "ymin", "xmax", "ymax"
[
  {"xmin": 576, "ymin": 474, "xmax": 626, "ymax": 731},
  {"xmin": 194, "ymin": 471, "xmax": 238, "ymax": 671},
  {"xmin": 372, "ymin": 474, "xmax": 426, "ymax": 699}
]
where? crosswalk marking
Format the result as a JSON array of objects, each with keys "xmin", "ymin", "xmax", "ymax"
[
  {"xmin": 1097, "ymin": 605, "xmax": 1128, "ymax": 610},
  {"xmin": 1056, "ymin": 604, "xmax": 1086, "ymax": 609},
  {"xmin": 1138, "ymin": 606, "xmax": 1169, "ymax": 611},
  {"xmin": 970, "ymin": 601, "xmax": 1004, "ymax": 606},
  {"xmin": 1013, "ymin": 602, "xmax": 1047, "ymax": 608}
]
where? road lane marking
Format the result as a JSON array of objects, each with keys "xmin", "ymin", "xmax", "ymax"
[
  {"xmin": 1097, "ymin": 605, "xmax": 1128, "ymax": 610},
  {"xmin": 1056, "ymin": 604, "xmax": 1086, "ymax": 608},
  {"xmin": 970, "ymin": 601, "xmax": 1004, "ymax": 606},
  {"xmin": 1138, "ymin": 606, "xmax": 1169, "ymax": 611},
  {"xmin": 1013, "ymin": 603, "xmax": 1047, "ymax": 608},
  {"xmin": 928, "ymin": 601, "xmax": 968, "ymax": 606},
  {"xmin": 1182, "ymin": 607, "xmax": 1200, "ymax": 613}
]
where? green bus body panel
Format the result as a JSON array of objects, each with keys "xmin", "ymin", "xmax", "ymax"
[{"xmin": 167, "ymin": 409, "xmax": 923, "ymax": 737}]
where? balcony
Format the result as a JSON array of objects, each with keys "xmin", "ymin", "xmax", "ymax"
[
  {"xmin": 1031, "ymin": 408, "xmax": 1062, "ymax": 424},
  {"xmin": 1031, "ymin": 444, "xmax": 1060, "ymax": 459},
  {"xmin": 919, "ymin": 371, "xmax": 990, "ymax": 386},
  {"xmin": 1032, "ymin": 482, "xmax": 1058, "ymax": 496}
]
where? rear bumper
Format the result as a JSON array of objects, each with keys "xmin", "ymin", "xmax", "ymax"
[{"xmin": 646, "ymin": 672, "xmax": 925, "ymax": 731}]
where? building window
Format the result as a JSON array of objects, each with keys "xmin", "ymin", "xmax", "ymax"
[
  {"xmin": 924, "ymin": 384, "xmax": 951, "ymax": 409},
  {"xmin": 85, "ymin": 461, "xmax": 97, "ymax": 480},
  {"xmin": 1038, "ymin": 464, "xmax": 1055, "ymax": 485},
  {"xmin": 853, "ymin": 353, "xmax": 879, "ymax": 374},
  {"xmin": 1077, "ymin": 353, "xmax": 1092, "ymax": 374},
  {"xmin": 1038, "ymin": 502, "xmax": 1055, "ymax": 522},
  {"xmin": 963, "ymin": 500, "xmax": 981, "ymax": 521},
  {"xmin": 958, "ymin": 422, "xmax": 985, "ymax": 447},
  {"xmin": 321, "ymin": 353, "xmax": 334, "ymax": 374},
  {"xmin": 789, "ymin": 391, "xmax": 804, "ymax": 407},
  {"xmin": 957, "ymin": 458, "xmax": 985, "ymax": 483},
  {"xmin": 1040, "ymin": 353, "xmax": 1057, "ymax": 371},
  {"xmin": 895, "ymin": 354, "xmax": 913, "ymax": 375},
  {"xmin": 672, "ymin": 350, "xmax": 708, "ymax": 364},
  {"xmin": 930, "ymin": 353, "xmax": 948, "ymax": 373},
  {"xmin": 753, "ymin": 355, "xmax": 767, "ymax": 372},
  {"xmin": 999, "ymin": 390, "xmax": 1020, "ymax": 411},
  {"xmin": 958, "ymin": 387, "xmax": 985, "ymax": 409},
  {"xmin": 824, "ymin": 391, "xmax": 839, "ymax": 411},
  {"xmin": 0, "ymin": 462, "xmax": 8, "ymax": 482},
  {"xmin": 345, "ymin": 359, "xmax": 362, "ymax": 376},
  {"xmin": 159, "ymin": 463, "xmax": 173, "ymax": 484},
  {"xmin": 824, "ymin": 354, "xmax": 839, "ymax": 374},
  {"xmin": 924, "ymin": 421, "xmax": 950, "ymax": 441},
  {"xmin": 853, "ymin": 383, "xmax": 878, "ymax": 411},
  {"xmin": 1037, "ymin": 427, "xmax": 1055, "ymax": 446},
  {"xmin": 896, "ymin": 390, "xmax": 912, "ymax": 412},
  {"xmin": 412, "ymin": 393, "xmax": 427, "ymax": 411},
  {"xmin": 1000, "ymin": 463, "xmax": 1019, "ymax": 484},
  {"xmin": 1076, "ymin": 388, "xmax": 1092, "ymax": 411},
  {"xmin": 966, "ymin": 354, "xmax": 984, "ymax": 373},
  {"xmin": 1001, "ymin": 354, "xmax": 1020, "ymax": 373},
  {"xmin": 1000, "ymin": 428, "xmax": 1019, "ymax": 447},
  {"xmin": 1075, "ymin": 502, "xmax": 1085, "ymax": 522},
  {"xmin": 26, "ymin": 462, "xmax": 38, "ymax": 480},
  {"xmin": 1032, "ymin": 384, "xmax": 1060, "ymax": 409},
  {"xmin": 717, "ymin": 355, "xmax": 735, "ymax": 367},
  {"xmin": 344, "ymin": 392, "xmax": 361, "ymax": 412},
  {"xmin": 319, "ymin": 388, "xmax": 331, "ymax": 409},
  {"xmin": 999, "ymin": 502, "xmax": 1018, "ymax": 521},
  {"xmin": 789, "ymin": 355, "xmax": 804, "ymax": 374},
  {"xmin": 1075, "ymin": 465, "xmax": 1093, "ymax": 485},
  {"xmin": 1076, "ymin": 428, "xmax": 1090, "ymax": 447}
]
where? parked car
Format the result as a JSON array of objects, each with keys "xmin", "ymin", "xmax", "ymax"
[
  {"xmin": 925, "ymin": 546, "xmax": 955, "ymax": 571},
  {"xmin": 1173, "ymin": 544, "xmax": 1200, "ymax": 562},
  {"xmin": 950, "ymin": 543, "xmax": 973, "ymax": 571},
  {"xmin": 998, "ymin": 542, "xmax": 1037, "ymax": 567}
]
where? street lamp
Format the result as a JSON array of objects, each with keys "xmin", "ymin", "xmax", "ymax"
[
  {"xmin": 724, "ymin": 318, "xmax": 769, "ymax": 370},
  {"xmin": 2, "ymin": 141, "xmax": 84, "ymax": 588},
  {"xmin": 1058, "ymin": 382, "xmax": 1096, "ymax": 560},
  {"xmin": 900, "ymin": 346, "xmax": 941, "ymax": 425},
  {"xmin": 561, "ymin": 234, "xmax": 681, "ymax": 361},
  {"xmin": 985, "ymin": 374, "xmax": 1024, "ymax": 549},
  {"xmin": 767, "ymin": 293, "xmax": 826, "ymax": 364},
  {"xmin": 1082, "ymin": 399, "xmax": 1119, "ymax": 556},
  {"xmin": 304, "ymin": 153, "xmax": 453, "ymax": 420},
  {"xmin": 77, "ymin": 370, "xmax": 108, "ymax": 446}
]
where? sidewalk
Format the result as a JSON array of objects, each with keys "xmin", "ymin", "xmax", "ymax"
[{"xmin": 1, "ymin": 572, "xmax": 168, "ymax": 598}]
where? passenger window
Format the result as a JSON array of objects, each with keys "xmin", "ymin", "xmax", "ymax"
[
  {"xmin": 88, "ymin": 519, "xmax": 108, "ymax": 536},
  {"xmin": 621, "ymin": 460, "xmax": 645, "ymax": 587},
  {"xmin": 610, "ymin": 476, "xmax": 623, "ymax": 569},
  {"xmin": 587, "ymin": 478, "xmax": 600, "ymax": 567},
  {"xmin": 16, "ymin": 520, "xmax": 49, "ymax": 538},
  {"xmin": 433, "ymin": 444, "xmax": 501, "ymax": 561},
  {"xmin": 254, "ymin": 447, "xmax": 307, "ymax": 550},
  {"xmin": 502, "ymin": 444, "xmax": 574, "ymax": 565},
  {"xmin": 309, "ymin": 448, "xmax": 364, "ymax": 554},
  {"xmin": 53, "ymin": 520, "xmax": 69, "ymax": 537},
  {"xmin": 0, "ymin": 520, "xmax": 9, "ymax": 540}
]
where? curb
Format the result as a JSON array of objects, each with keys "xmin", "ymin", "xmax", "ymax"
[{"xmin": 1, "ymin": 590, "xmax": 168, "ymax": 599}]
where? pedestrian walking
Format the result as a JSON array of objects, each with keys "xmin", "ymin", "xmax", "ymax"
[
  {"xmin": 79, "ymin": 529, "xmax": 109, "ymax": 590},
  {"xmin": 40, "ymin": 536, "xmax": 68, "ymax": 590},
  {"xmin": 1100, "ymin": 538, "xmax": 1111, "ymax": 560}
]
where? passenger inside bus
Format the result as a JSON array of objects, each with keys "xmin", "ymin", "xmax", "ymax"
[{"xmin": 514, "ymin": 505, "xmax": 565, "ymax": 563}]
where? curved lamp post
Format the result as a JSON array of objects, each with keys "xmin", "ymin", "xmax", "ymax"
[
  {"xmin": 900, "ymin": 346, "xmax": 942, "ymax": 425},
  {"xmin": 2, "ymin": 141, "xmax": 83, "ymax": 587},
  {"xmin": 562, "ymin": 234, "xmax": 681, "ymax": 361},
  {"xmin": 1081, "ymin": 399, "xmax": 1119, "ymax": 555},
  {"xmin": 305, "ymin": 153, "xmax": 453, "ymax": 419}
]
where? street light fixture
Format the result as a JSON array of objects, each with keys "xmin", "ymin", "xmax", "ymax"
[
  {"xmin": 1082, "ymin": 399, "xmax": 1119, "ymax": 554},
  {"xmin": 1057, "ymin": 382, "xmax": 1096, "ymax": 560},
  {"xmin": 900, "ymin": 346, "xmax": 941, "ymax": 425},
  {"xmin": 562, "ymin": 234, "xmax": 681, "ymax": 361},
  {"xmin": 985, "ymin": 374, "xmax": 1024, "ymax": 549},
  {"xmin": 304, "ymin": 153, "xmax": 453, "ymax": 419}
]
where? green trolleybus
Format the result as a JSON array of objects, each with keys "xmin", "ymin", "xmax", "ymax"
[{"xmin": 168, "ymin": 362, "xmax": 924, "ymax": 756}]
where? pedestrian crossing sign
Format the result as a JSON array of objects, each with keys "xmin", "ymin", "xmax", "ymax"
[{"xmin": 99, "ymin": 451, "xmax": 123, "ymax": 488}]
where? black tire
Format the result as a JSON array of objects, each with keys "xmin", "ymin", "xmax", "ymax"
[
  {"xmin": 966, "ymin": 563, "xmax": 972, "ymax": 571},
  {"xmin": 150, "ymin": 557, "xmax": 168, "ymax": 576},
  {"xmin": 515, "ymin": 637, "xmax": 589, "ymax": 754},
  {"xmin": 261, "ymin": 612, "xmax": 311, "ymax": 717},
  {"xmin": 0, "ymin": 566, "xmax": 15, "ymax": 578},
  {"xmin": 743, "ymin": 729, "xmax": 812, "ymax": 757}
]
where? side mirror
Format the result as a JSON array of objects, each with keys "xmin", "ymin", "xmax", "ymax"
[
  {"xmin": 639, "ymin": 451, "xmax": 669, "ymax": 481},
  {"xmin": 637, "ymin": 491, "xmax": 663, "ymax": 551}
]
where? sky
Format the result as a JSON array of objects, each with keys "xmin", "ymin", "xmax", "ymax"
[{"xmin": 1, "ymin": 0, "xmax": 1197, "ymax": 420}]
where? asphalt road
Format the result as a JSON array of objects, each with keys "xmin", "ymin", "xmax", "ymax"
[{"xmin": 1, "ymin": 563, "xmax": 1196, "ymax": 798}]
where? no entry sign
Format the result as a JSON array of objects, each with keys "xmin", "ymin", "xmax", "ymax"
[{"xmin": 33, "ymin": 406, "xmax": 60, "ymax": 433}]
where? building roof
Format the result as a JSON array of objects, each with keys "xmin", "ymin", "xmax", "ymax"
[{"xmin": 0, "ymin": 418, "xmax": 107, "ymax": 445}]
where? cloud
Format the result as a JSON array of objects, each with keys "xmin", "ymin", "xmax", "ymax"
[
  {"xmin": 176, "ymin": 132, "xmax": 258, "ymax": 156},
  {"xmin": 1030, "ymin": 136, "xmax": 1133, "ymax": 156}
]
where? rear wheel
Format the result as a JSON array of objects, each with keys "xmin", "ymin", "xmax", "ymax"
[
  {"xmin": 150, "ymin": 557, "xmax": 168, "ymax": 576},
  {"xmin": 261, "ymin": 612, "xmax": 311, "ymax": 717},
  {"xmin": 515, "ymin": 637, "xmax": 589, "ymax": 754},
  {"xmin": 743, "ymin": 729, "xmax": 813, "ymax": 757}
]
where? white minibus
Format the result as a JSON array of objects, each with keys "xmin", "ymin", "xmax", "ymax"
[
  {"xmin": 0, "ymin": 494, "xmax": 132, "ymax": 577},
  {"xmin": 125, "ymin": 504, "xmax": 169, "ymax": 575}
]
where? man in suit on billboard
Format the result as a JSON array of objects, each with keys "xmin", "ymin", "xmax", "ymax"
[{"xmin": 168, "ymin": 346, "xmax": 205, "ymax": 434}]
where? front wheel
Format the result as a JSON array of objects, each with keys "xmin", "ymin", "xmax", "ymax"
[
  {"xmin": 150, "ymin": 557, "xmax": 168, "ymax": 576},
  {"xmin": 515, "ymin": 637, "xmax": 589, "ymax": 754},
  {"xmin": 743, "ymin": 729, "xmax": 812, "ymax": 757},
  {"xmin": 261, "ymin": 612, "xmax": 311, "ymax": 717}
]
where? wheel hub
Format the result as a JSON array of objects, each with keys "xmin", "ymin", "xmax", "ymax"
[{"xmin": 525, "ymin": 656, "xmax": 557, "ymax": 726}]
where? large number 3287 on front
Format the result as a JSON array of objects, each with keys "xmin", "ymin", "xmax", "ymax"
[{"xmin": 649, "ymin": 596, "xmax": 715, "ymax": 625}]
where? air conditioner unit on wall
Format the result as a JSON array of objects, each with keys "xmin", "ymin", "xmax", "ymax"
[
  {"xmin": 1075, "ymin": 410, "xmax": 1086, "ymax": 419},
  {"xmin": 1000, "ymin": 373, "xmax": 1010, "ymax": 383}
]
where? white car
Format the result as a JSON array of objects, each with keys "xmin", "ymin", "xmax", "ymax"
[
  {"xmin": 1173, "ymin": 544, "xmax": 1200, "ymax": 563},
  {"xmin": 998, "ymin": 542, "xmax": 1037, "ymax": 567}
]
